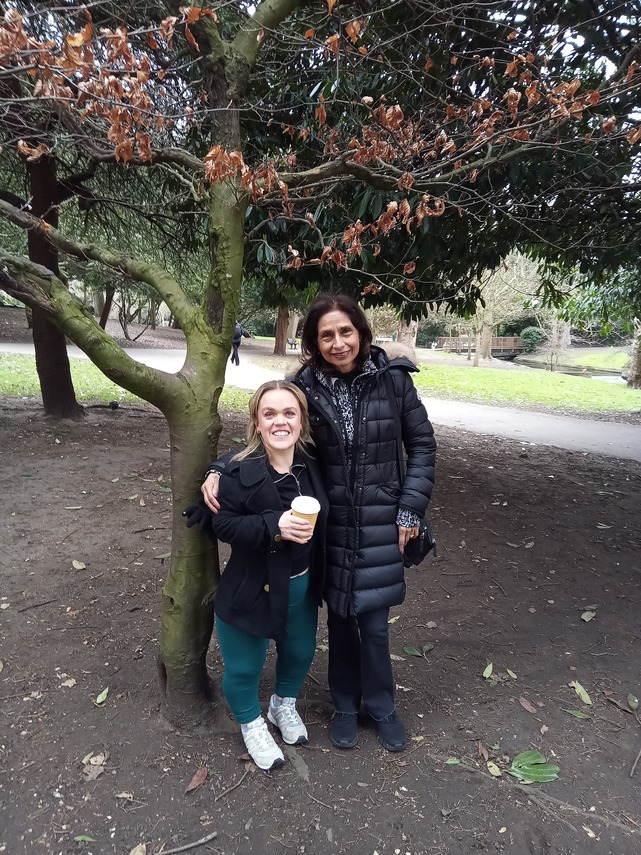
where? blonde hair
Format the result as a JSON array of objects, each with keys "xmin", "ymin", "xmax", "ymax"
[{"xmin": 233, "ymin": 380, "xmax": 312, "ymax": 461}]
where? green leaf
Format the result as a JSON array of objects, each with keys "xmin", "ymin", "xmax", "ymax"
[
  {"xmin": 512, "ymin": 749, "xmax": 546, "ymax": 769},
  {"xmin": 628, "ymin": 694, "xmax": 639, "ymax": 711},
  {"xmin": 506, "ymin": 669, "xmax": 517, "ymax": 679},
  {"xmin": 483, "ymin": 663, "xmax": 493, "ymax": 679},
  {"xmin": 569, "ymin": 680, "xmax": 592, "ymax": 705},
  {"xmin": 74, "ymin": 836, "xmax": 97, "ymax": 843},
  {"xmin": 445, "ymin": 757, "xmax": 461, "ymax": 765},
  {"xmin": 562, "ymin": 708, "xmax": 590, "ymax": 719},
  {"xmin": 422, "ymin": 642, "xmax": 435, "ymax": 655},
  {"xmin": 157, "ymin": 485, "xmax": 172, "ymax": 493},
  {"xmin": 94, "ymin": 687, "xmax": 109, "ymax": 705},
  {"xmin": 388, "ymin": 615, "xmax": 400, "ymax": 624},
  {"xmin": 510, "ymin": 750, "xmax": 560, "ymax": 783},
  {"xmin": 403, "ymin": 646, "xmax": 422, "ymax": 657},
  {"xmin": 508, "ymin": 763, "xmax": 560, "ymax": 783}
]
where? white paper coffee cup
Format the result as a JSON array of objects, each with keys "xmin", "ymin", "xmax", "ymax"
[{"xmin": 291, "ymin": 496, "xmax": 321, "ymax": 531}]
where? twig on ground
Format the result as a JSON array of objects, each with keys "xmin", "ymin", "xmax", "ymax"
[
  {"xmin": 17, "ymin": 599, "xmax": 57, "ymax": 612},
  {"xmin": 214, "ymin": 767, "xmax": 250, "ymax": 802},
  {"xmin": 157, "ymin": 830, "xmax": 218, "ymax": 854},
  {"xmin": 308, "ymin": 793, "xmax": 333, "ymax": 809},
  {"xmin": 630, "ymin": 745, "xmax": 641, "ymax": 778},
  {"xmin": 491, "ymin": 579, "xmax": 507, "ymax": 597}
]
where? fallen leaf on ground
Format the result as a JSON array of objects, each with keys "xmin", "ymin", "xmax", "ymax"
[
  {"xmin": 388, "ymin": 615, "xmax": 400, "ymax": 624},
  {"xmin": 506, "ymin": 669, "xmax": 517, "ymax": 679},
  {"xmin": 445, "ymin": 757, "xmax": 460, "ymax": 765},
  {"xmin": 519, "ymin": 696, "xmax": 538, "ymax": 715},
  {"xmin": 129, "ymin": 845, "xmax": 146, "ymax": 855},
  {"xmin": 478, "ymin": 742, "xmax": 489, "ymax": 762},
  {"xmin": 569, "ymin": 680, "xmax": 592, "ymax": 705},
  {"xmin": 482, "ymin": 663, "xmax": 493, "ymax": 679},
  {"xmin": 628, "ymin": 694, "xmax": 639, "ymax": 711},
  {"xmin": 581, "ymin": 610, "xmax": 596, "ymax": 622},
  {"xmin": 83, "ymin": 765, "xmax": 104, "ymax": 781},
  {"xmin": 60, "ymin": 678, "xmax": 76, "ymax": 688},
  {"xmin": 561, "ymin": 708, "xmax": 589, "ymax": 719},
  {"xmin": 94, "ymin": 687, "xmax": 109, "ymax": 705},
  {"xmin": 185, "ymin": 767, "xmax": 208, "ymax": 794},
  {"xmin": 487, "ymin": 761, "xmax": 502, "ymax": 777},
  {"xmin": 72, "ymin": 560, "xmax": 86, "ymax": 570},
  {"xmin": 116, "ymin": 792, "xmax": 134, "ymax": 802}
]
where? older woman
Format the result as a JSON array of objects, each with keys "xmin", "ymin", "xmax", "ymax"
[{"xmin": 203, "ymin": 294, "xmax": 436, "ymax": 752}]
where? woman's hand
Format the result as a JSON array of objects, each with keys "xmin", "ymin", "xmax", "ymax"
[
  {"xmin": 278, "ymin": 510, "xmax": 313, "ymax": 544},
  {"xmin": 201, "ymin": 472, "xmax": 221, "ymax": 513},
  {"xmin": 398, "ymin": 525, "xmax": 420, "ymax": 554}
]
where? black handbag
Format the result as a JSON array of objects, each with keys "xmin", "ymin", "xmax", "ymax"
[
  {"xmin": 384, "ymin": 371, "xmax": 436, "ymax": 569},
  {"xmin": 403, "ymin": 517, "xmax": 437, "ymax": 568}
]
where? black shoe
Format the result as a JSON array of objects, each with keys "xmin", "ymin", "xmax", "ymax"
[
  {"xmin": 330, "ymin": 712, "xmax": 358, "ymax": 749},
  {"xmin": 375, "ymin": 711, "xmax": 406, "ymax": 752}
]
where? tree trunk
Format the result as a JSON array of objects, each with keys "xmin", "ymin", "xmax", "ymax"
[
  {"xmin": 99, "ymin": 284, "xmax": 116, "ymax": 329},
  {"xmin": 628, "ymin": 319, "xmax": 641, "ymax": 389},
  {"xmin": 273, "ymin": 303, "xmax": 289, "ymax": 356},
  {"xmin": 395, "ymin": 319, "xmax": 418, "ymax": 347},
  {"xmin": 26, "ymin": 155, "xmax": 84, "ymax": 419},
  {"xmin": 158, "ymin": 405, "xmax": 223, "ymax": 726},
  {"xmin": 478, "ymin": 319, "xmax": 494, "ymax": 360}
]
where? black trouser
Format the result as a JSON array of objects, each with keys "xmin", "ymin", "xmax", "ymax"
[
  {"xmin": 327, "ymin": 606, "xmax": 395, "ymax": 720},
  {"xmin": 230, "ymin": 342, "xmax": 240, "ymax": 365}
]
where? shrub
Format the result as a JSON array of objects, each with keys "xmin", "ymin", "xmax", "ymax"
[{"xmin": 520, "ymin": 326, "xmax": 547, "ymax": 353}]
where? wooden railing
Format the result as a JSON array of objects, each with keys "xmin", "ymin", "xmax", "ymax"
[{"xmin": 436, "ymin": 336, "xmax": 522, "ymax": 352}]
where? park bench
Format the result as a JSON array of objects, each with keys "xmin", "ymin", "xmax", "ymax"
[{"xmin": 288, "ymin": 338, "xmax": 299, "ymax": 349}]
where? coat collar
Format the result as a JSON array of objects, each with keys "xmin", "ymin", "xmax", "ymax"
[{"xmin": 237, "ymin": 452, "xmax": 308, "ymax": 488}]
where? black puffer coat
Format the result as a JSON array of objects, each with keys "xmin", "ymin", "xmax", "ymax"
[{"xmin": 294, "ymin": 346, "xmax": 436, "ymax": 617}]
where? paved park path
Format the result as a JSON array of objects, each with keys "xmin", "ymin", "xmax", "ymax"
[{"xmin": 2, "ymin": 342, "xmax": 639, "ymax": 463}]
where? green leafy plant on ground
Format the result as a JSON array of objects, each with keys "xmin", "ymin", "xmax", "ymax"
[{"xmin": 508, "ymin": 750, "xmax": 560, "ymax": 783}]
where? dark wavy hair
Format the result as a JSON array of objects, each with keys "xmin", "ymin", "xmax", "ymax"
[{"xmin": 300, "ymin": 293, "xmax": 373, "ymax": 373}]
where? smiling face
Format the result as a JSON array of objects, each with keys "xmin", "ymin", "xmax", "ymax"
[
  {"xmin": 255, "ymin": 389, "xmax": 303, "ymax": 459},
  {"xmin": 316, "ymin": 309, "xmax": 361, "ymax": 373}
]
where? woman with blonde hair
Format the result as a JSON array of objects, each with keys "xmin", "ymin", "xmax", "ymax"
[{"xmin": 210, "ymin": 380, "xmax": 328, "ymax": 771}]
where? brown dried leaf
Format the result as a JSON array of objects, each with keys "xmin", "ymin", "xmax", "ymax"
[
  {"xmin": 83, "ymin": 764, "xmax": 104, "ymax": 781},
  {"xmin": 519, "ymin": 696, "xmax": 538, "ymax": 715},
  {"xmin": 478, "ymin": 741, "xmax": 489, "ymax": 762},
  {"xmin": 185, "ymin": 766, "xmax": 208, "ymax": 794}
]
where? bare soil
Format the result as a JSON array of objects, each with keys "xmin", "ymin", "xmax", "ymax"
[{"xmin": 1, "ymin": 307, "xmax": 641, "ymax": 855}]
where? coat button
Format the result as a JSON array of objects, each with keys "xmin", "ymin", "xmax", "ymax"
[
  {"xmin": 264, "ymin": 584, "xmax": 270, "ymax": 592},
  {"xmin": 274, "ymin": 534, "xmax": 282, "ymax": 542}
]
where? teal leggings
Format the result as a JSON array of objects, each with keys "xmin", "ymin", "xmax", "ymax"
[{"xmin": 215, "ymin": 572, "xmax": 318, "ymax": 724}]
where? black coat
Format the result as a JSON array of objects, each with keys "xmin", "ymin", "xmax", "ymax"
[
  {"xmin": 293, "ymin": 347, "xmax": 436, "ymax": 617},
  {"xmin": 211, "ymin": 452, "xmax": 328, "ymax": 640}
]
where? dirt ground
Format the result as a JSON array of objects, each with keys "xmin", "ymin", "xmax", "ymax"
[{"xmin": 1, "ymin": 308, "xmax": 641, "ymax": 855}]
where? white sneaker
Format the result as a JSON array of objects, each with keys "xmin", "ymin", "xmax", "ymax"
[
  {"xmin": 241, "ymin": 717, "xmax": 285, "ymax": 771},
  {"xmin": 267, "ymin": 696, "xmax": 308, "ymax": 745}
]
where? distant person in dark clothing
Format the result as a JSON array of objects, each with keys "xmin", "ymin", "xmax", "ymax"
[{"xmin": 231, "ymin": 321, "xmax": 250, "ymax": 365}]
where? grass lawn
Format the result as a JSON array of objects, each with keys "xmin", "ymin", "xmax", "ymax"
[
  {"xmin": 415, "ymin": 362, "xmax": 641, "ymax": 412},
  {"xmin": 2, "ymin": 352, "xmax": 639, "ymax": 415},
  {"xmin": 519, "ymin": 346, "xmax": 630, "ymax": 371},
  {"xmin": 0, "ymin": 354, "xmax": 251, "ymax": 413}
]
